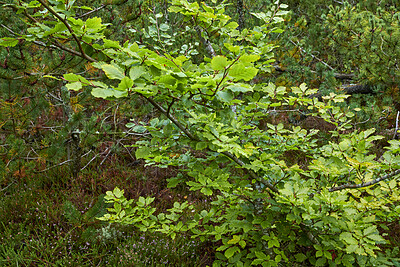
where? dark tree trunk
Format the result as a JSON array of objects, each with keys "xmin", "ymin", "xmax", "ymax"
[{"xmin": 237, "ymin": 0, "xmax": 245, "ymax": 31}]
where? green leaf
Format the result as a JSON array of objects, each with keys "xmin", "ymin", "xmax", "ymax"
[
  {"xmin": 196, "ymin": 142, "xmax": 208, "ymax": 150},
  {"xmin": 224, "ymin": 43, "xmax": 240, "ymax": 54},
  {"xmin": 229, "ymin": 63, "xmax": 258, "ymax": 81},
  {"xmin": 295, "ymin": 253, "xmax": 307, "ymax": 262},
  {"xmin": 224, "ymin": 246, "xmax": 238, "ymax": 259},
  {"xmin": 43, "ymin": 22, "xmax": 67, "ymax": 37},
  {"xmin": 315, "ymin": 257, "xmax": 326, "ymax": 266},
  {"xmin": 340, "ymin": 232, "xmax": 358, "ymax": 245},
  {"xmin": 101, "ymin": 64, "xmax": 125, "ymax": 80},
  {"xmin": 268, "ymin": 238, "xmax": 280, "ymax": 248},
  {"xmin": 255, "ymin": 251, "xmax": 267, "ymax": 260},
  {"xmin": 363, "ymin": 226, "xmax": 377, "ymax": 236},
  {"xmin": 216, "ymin": 91, "xmax": 233, "ymax": 103},
  {"xmin": 211, "ymin": 56, "xmax": 229, "ymax": 71},
  {"xmin": 117, "ymin": 77, "xmax": 134, "ymax": 90},
  {"xmin": 0, "ymin": 37, "xmax": 19, "ymax": 47},
  {"xmin": 66, "ymin": 82, "xmax": 82, "ymax": 91},
  {"xmin": 201, "ymin": 187, "xmax": 213, "ymax": 196},
  {"xmin": 167, "ymin": 177, "xmax": 182, "ymax": 188},
  {"xmin": 103, "ymin": 39, "xmax": 121, "ymax": 49},
  {"xmin": 366, "ymin": 234, "xmax": 385, "ymax": 242},
  {"xmin": 159, "ymin": 23, "xmax": 169, "ymax": 31},
  {"xmin": 91, "ymin": 87, "xmax": 114, "ymax": 98},
  {"xmin": 64, "ymin": 73, "xmax": 89, "ymax": 83},
  {"xmin": 239, "ymin": 54, "xmax": 260, "ymax": 63},
  {"xmin": 227, "ymin": 235, "xmax": 240, "ymax": 245},
  {"xmin": 227, "ymin": 84, "xmax": 253, "ymax": 93},
  {"xmin": 128, "ymin": 125, "xmax": 147, "ymax": 133},
  {"xmin": 113, "ymin": 187, "xmax": 124, "ymax": 198},
  {"xmin": 135, "ymin": 147, "xmax": 151, "ymax": 159},
  {"xmin": 129, "ymin": 66, "xmax": 147, "ymax": 81},
  {"xmin": 85, "ymin": 17, "xmax": 103, "ymax": 33}
]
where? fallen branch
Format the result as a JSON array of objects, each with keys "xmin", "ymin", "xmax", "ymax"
[
  {"xmin": 342, "ymin": 84, "xmax": 373, "ymax": 95},
  {"xmin": 273, "ymin": 65, "xmax": 355, "ymax": 80}
]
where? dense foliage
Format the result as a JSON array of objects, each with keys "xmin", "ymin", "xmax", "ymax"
[{"xmin": 1, "ymin": 0, "xmax": 400, "ymax": 266}]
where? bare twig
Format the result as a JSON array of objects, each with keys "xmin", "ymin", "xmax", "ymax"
[
  {"xmin": 0, "ymin": 181, "xmax": 15, "ymax": 192},
  {"xmin": 290, "ymin": 40, "xmax": 334, "ymax": 71},
  {"xmin": 76, "ymin": 5, "xmax": 107, "ymax": 18},
  {"xmin": 329, "ymin": 169, "xmax": 400, "ymax": 192},
  {"xmin": 36, "ymin": 159, "xmax": 73, "ymax": 173},
  {"xmin": 81, "ymin": 153, "xmax": 98, "ymax": 171}
]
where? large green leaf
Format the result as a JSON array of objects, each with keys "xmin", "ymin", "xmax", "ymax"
[
  {"xmin": 211, "ymin": 56, "xmax": 229, "ymax": 71},
  {"xmin": 216, "ymin": 91, "xmax": 233, "ymax": 103},
  {"xmin": 91, "ymin": 81, "xmax": 113, "ymax": 98},
  {"xmin": 129, "ymin": 66, "xmax": 147, "ymax": 81},
  {"xmin": 117, "ymin": 77, "xmax": 134, "ymax": 91},
  {"xmin": 0, "ymin": 37, "xmax": 19, "ymax": 47},
  {"xmin": 85, "ymin": 17, "xmax": 103, "ymax": 33},
  {"xmin": 136, "ymin": 147, "xmax": 151, "ymax": 159},
  {"xmin": 64, "ymin": 73, "xmax": 89, "ymax": 83},
  {"xmin": 101, "ymin": 64, "xmax": 125, "ymax": 80},
  {"xmin": 66, "ymin": 82, "xmax": 82, "ymax": 91},
  {"xmin": 224, "ymin": 246, "xmax": 239, "ymax": 259},
  {"xmin": 91, "ymin": 87, "xmax": 114, "ymax": 98},
  {"xmin": 229, "ymin": 63, "xmax": 258, "ymax": 81}
]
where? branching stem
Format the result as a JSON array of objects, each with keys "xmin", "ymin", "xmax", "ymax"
[
  {"xmin": 329, "ymin": 169, "xmax": 400, "ymax": 192},
  {"xmin": 37, "ymin": 0, "xmax": 95, "ymax": 62}
]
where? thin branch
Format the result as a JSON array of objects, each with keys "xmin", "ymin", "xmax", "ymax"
[
  {"xmin": 76, "ymin": 4, "xmax": 107, "ymax": 18},
  {"xmin": 37, "ymin": 0, "xmax": 93, "ymax": 62},
  {"xmin": 329, "ymin": 169, "xmax": 400, "ymax": 192},
  {"xmin": 290, "ymin": 40, "xmax": 334, "ymax": 71},
  {"xmin": 1, "ymin": 14, "xmax": 95, "ymax": 62},
  {"xmin": 167, "ymin": 99, "xmax": 176, "ymax": 116},
  {"xmin": 143, "ymin": 95, "xmax": 279, "ymax": 193},
  {"xmin": 36, "ymin": 159, "xmax": 73, "ymax": 173},
  {"xmin": 0, "ymin": 181, "xmax": 15, "ymax": 192},
  {"xmin": 44, "ymin": 40, "xmax": 96, "ymax": 62},
  {"xmin": 2, "ymin": 24, "xmax": 96, "ymax": 63},
  {"xmin": 81, "ymin": 153, "xmax": 98, "ymax": 171},
  {"xmin": 144, "ymin": 96, "xmax": 198, "ymax": 141}
]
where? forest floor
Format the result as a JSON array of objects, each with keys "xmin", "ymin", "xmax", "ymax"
[{"xmin": 0, "ymin": 155, "xmax": 214, "ymax": 266}]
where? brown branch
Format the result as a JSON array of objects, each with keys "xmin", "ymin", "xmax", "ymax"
[
  {"xmin": 143, "ymin": 95, "xmax": 279, "ymax": 194},
  {"xmin": 37, "ymin": 0, "xmax": 93, "ymax": 62},
  {"xmin": 329, "ymin": 169, "xmax": 400, "ymax": 192},
  {"xmin": 342, "ymin": 84, "xmax": 373, "ymax": 94},
  {"xmin": 51, "ymin": 41, "xmax": 96, "ymax": 62},
  {"xmin": 144, "ymin": 96, "xmax": 198, "ymax": 141}
]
